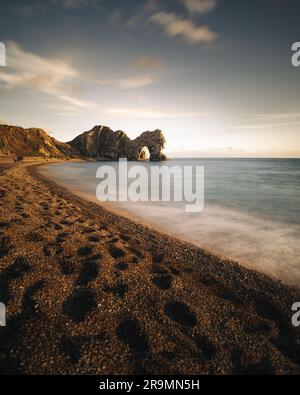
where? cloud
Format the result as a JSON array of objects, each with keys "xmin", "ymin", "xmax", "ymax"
[
  {"xmin": 103, "ymin": 107, "xmax": 169, "ymax": 118},
  {"xmin": 228, "ymin": 122, "xmax": 300, "ymax": 131},
  {"xmin": 133, "ymin": 56, "xmax": 164, "ymax": 71},
  {"xmin": 117, "ymin": 75, "xmax": 154, "ymax": 89},
  {"xmin": 124, "ymin": 0, "xmax": 160, "ymax": 28},
  {"xmin": 103, "ymin": 107, "xmax": 209, "ymax": 119},
  {"xmin": 46, "ymin": 103, "xmax": 78, "ymax": 111},
  {"xmin": 150, "ymin": 12, "xmax": 217, "ymax": 44},
  {"xmin": 180, "ymin": 0, "xmax": 217, "ymax": 14},
  {"xmin": 111, "ymin": 1, "xmax": 218, "ymax": 45},
  {"xmin": 94, "ymin": 74, "xmax": 155, "ymax": 90},
  {"xmin": 246, "ymin": 112, "xmax": 300, "ymax": 121},
  {"xmin": 0, "ymin": 42, "xmax": 95, "ymax": 108},
  {"xmin": 228, "ymin": 113, "xmax": 300, "ymax": 130},
  {"xmin": 59, "ymin": 112, "xmax": 78, "ymax": 116}
]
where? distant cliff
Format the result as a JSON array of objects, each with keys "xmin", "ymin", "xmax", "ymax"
[
  {"xmin": 0, "ymin": 124, "xmax": 167, "ymax": 161},
  {"xmin": 69, "ymin": 125, "xmax": 167, "ymax": 161},
  {"xmin": 0, "ymin": 125, "xmax": 75, "ymax": 158}
]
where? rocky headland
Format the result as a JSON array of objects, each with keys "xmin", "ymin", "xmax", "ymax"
[{"xmin": 0, "ymin": 124, "xmax": 167, "ymax": 161}]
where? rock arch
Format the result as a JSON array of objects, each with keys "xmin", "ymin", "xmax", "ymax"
[
  {"xmin": 70, "ymin": 126, "xmax": 167, "ymax": 161},
  {"xmin": 132, "ymin": 130, "xmax": 167, "ymax": 161}
]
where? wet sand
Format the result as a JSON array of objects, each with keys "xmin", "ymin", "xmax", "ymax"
[{"xmin": 0, "ymin": 161, "xmax": 300, "ymax": 375}]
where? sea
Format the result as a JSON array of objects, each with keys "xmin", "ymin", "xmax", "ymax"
[{"xmin": 39, "ymin": 158, "xmax": 300, "ymax": 286}]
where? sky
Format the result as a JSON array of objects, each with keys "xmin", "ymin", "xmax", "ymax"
[{"xmin": 0, "ymin": 0, "xmax": 300, "ymax": 157}]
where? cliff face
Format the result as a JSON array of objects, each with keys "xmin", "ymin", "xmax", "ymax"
[
  {"xmin": 69, "ymin": 125, "xmax": 167, "ymax": 161},
  {"xmin": 0, "ymin": 125, "xmax": 75, "ymax": 158},
  {"xmin": 0, "ymin": 124, "xmax": 167, "ymax": 161}
]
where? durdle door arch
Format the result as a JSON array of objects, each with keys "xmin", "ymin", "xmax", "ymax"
[{"xmin": 69, "ymin": 126, "xmax": 168, "ymax": 161}]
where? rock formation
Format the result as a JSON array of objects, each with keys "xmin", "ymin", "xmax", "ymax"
[
  {"xmin": 0, "ymin": 124, "xmax": 168, "ymax": 161},
  {"xmin": 0, "ymin": 125, "xmax": 75, "ymax": 158},
  {"xmin": 69, "ymin": 125, "xmax": 167, "ymax": 161}
]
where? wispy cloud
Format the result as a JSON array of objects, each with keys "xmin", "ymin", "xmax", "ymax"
[
  {"xmin": 246, "ymin": 113, "xmax": 300, "ymax": 121},
  {"xmin": 103, "ymin": 107, "xmax": 210, "ymax": 119},
  {"xmin": 114, "ymin": 0, "xmax": 218, "ymax": 45},
  {"xmin": 229, "ymin": 122, "xmax": 300, "ymax": 131},
  {"xmin": 123, "ymin": 0, "xmax": 160, "ymax": 28},
  {"xmin": 103, "ymin": 107, "xmax": 169, "ymax": 119},
  {"xmin": 115, "ymin": 75, "xmax": 155, "ymax": 89},
  {"xmin": 150, "ymin": 12, "xmax": 217, "ymax": 44},
  {"xmin": 0, "ymin": 42, "xmax": 95, "ymax": 108},
  {"xmin": 94, "ymin": 74, "xmax": 155, "ymax": 90},
  {"xmin": 229, "ymin": 113, "xmax": 300, "ymax": 130},
  {"xmin": 180, "ymin": 0, "xmax": 217, "ymax": 14},
  {"xmin": 58, "ymin": 112, "xmax": 78, "ymax": 117},
  {"xmin": 133, "ymin": 56, "xmax": 164, "ymax": 71}
]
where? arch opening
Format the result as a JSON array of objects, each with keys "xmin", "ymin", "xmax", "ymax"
[{"xmin": 138, "ymin": 146, "xmax": 150, "ymax": 161}]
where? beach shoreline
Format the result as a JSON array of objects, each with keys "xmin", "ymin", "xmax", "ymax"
[
  {"xmin": 0, "ymin": 161, "xmax": 300, "ymax": 374},
  {"xmin": 33, "ymin": 161, "xmax": 284, "ymax": 286},
  {"xmin": 36, "ymin": 159, "xmax": 300, "ymax": 287}
]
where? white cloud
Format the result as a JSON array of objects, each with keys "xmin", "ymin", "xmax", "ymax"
[
  {"xmin": 46, "ymin": 102, "xmax": 78, "ymax": 111},
  {"xmin": 59, "ymin": 112, "xmax": 78, "ymax": 117},
  {"xmin": 0, "ymin": 42, "xmax": 95, "ymax": 108},
  {"xmin": 228, "ymin": 122, "xmax": 300, "ymax": 131},
  {"xmin": 112, "ymin": 1, "xmax": 218, "ymax": 45},
  {"xmin": 117, "ymin": 75, "xmax": 154, "ymax": 89},
  {"xmin": 103, "ymin": 107, "xmax": 169, "ymax": 118},
  {"xmin": 180, "ymin": 0, "xmax": 217, "ymax": 14},
  {"xmin": 229, "ymin": 113, "xmax": 300, "ymax": 130},
  {"xmin": 246, "ymin": 112, "xmax": 300, "ymax": 121},
  {"xmin": 94, "ymin": 74, "xmax": 155, "ymax": 90},
  {"xmin": 92, "ymin": 57, "xmax": 164, "ymax": 90},
  {"xmin": 103, "ymin": 107, "xmax": 209, "ymax": 119},
  {"xmin": 150, "ymin": 12, "xmax": 217, "ymax": 44}
]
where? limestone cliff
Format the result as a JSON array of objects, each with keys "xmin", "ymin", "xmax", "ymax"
[
  {"xmin": 0, "ymin": 124, "xmax": 167, "ymax": 161},
  {"xmin": 0, "ymin": 125, "xmax": 75, "ymax": 158},
  {"xmin": 69, "ymin": 125, "xmax": 167, "ymax": 161}
]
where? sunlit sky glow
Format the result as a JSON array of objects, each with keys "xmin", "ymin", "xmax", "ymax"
[{"xmin": 0, "ymin": 0, "xmax": 300, "ymax": 157}]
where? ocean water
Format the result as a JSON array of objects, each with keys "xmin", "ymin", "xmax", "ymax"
[{"xmin": 39, "ymin": 159, "xmax": 300, "ymax": 285}]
